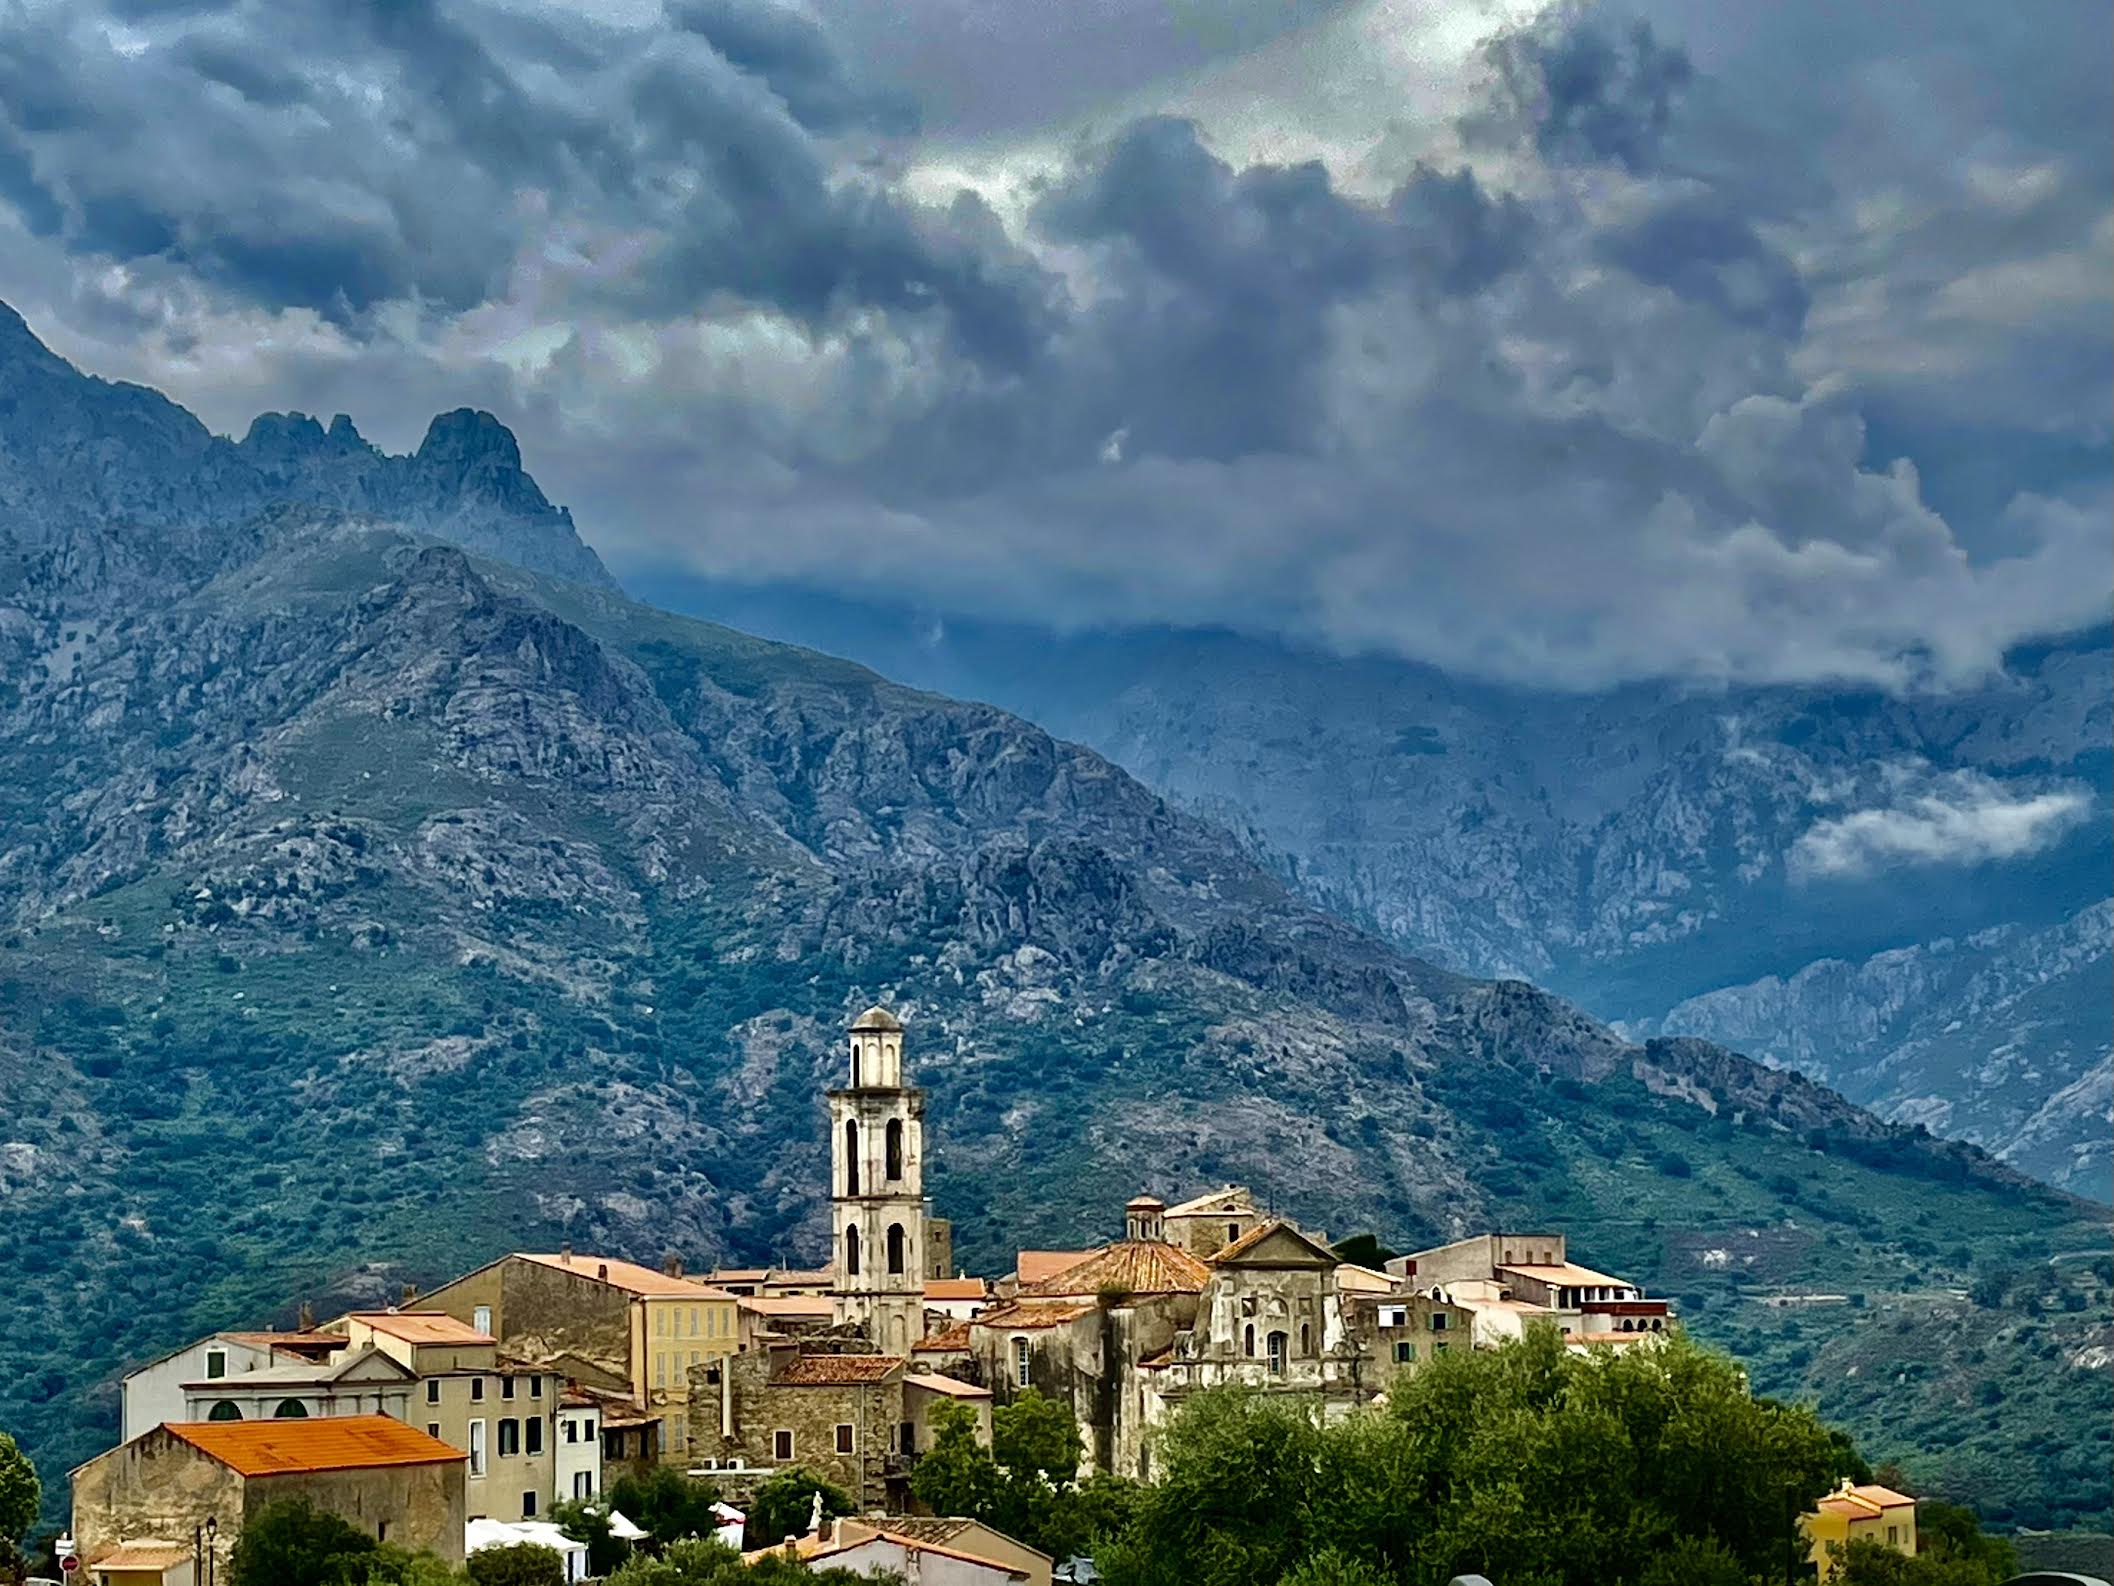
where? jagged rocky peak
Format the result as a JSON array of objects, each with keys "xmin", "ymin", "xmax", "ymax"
[
  {"xmin": 416, "ymin": 407, "xmax": 525, "ymax": 473},
  {"xmin": 239, "ymin": 410, "xmax": 373, "ymax": 458}
]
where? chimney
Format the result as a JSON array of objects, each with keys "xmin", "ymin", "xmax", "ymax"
[
  {"xmin": 597, "ymin": 1262, "xmax": 609, "ymax": 1282},
  {"xmin": 663, "ymin": 1252, "xmax": 684, "ymax": 1279},
  {"xmin": 297, "ymin": 1300, "xmax": 315, "ymax": 1331},
  {"xmin": 400, "ymin": 1281, "xmax": 419, "ymax": 1305},
  {"xmin": 560, "ymin": 1243, "xmax": 572, "ymax": 1265}
]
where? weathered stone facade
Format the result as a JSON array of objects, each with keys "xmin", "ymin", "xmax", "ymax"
[{"xmin": 695, "ymin": 1342, "xmax": 910, "ymax": 1517}]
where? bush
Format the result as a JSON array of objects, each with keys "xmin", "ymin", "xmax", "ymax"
[
  {"xmin": 465, "ymin": 1544, "xmax": 563, "ymax": 1586},
  {"xmin": 227, "ymin": 1498, "xmax": 379, "ymax": 1586},
  {"xmin": 746, "ymin": 1469, "xmax": 853, "ymax": 1553}
]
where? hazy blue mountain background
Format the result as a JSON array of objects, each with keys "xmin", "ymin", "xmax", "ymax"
[
  {"xmin": 1, "ymin": 305, "xmax": 2107, "ymax": 1536},
  {"xmin": 639, "ymin": 578, "xmax": 2113, "ymax": 1200}
]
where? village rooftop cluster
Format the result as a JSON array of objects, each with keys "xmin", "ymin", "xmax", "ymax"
[{"xmin": 66, "ymin": 1008, "xmax": 1905, "ymax": 1585}]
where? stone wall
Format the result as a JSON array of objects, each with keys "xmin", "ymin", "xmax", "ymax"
[
  {"xmin": 246, "ymin": 1464, "xmax": 466, "ymax": 1564},
  {"xmin": 704, "ymin": 1352, "xmax": 904, "ymax": 1513},
  {"xmin": 420, "ymin": 1258, "xmax": 636, "ymax": 1389},
  {"xmin": 71, "ymin": 1431, "xmax": 244, "ymax": 1572}
]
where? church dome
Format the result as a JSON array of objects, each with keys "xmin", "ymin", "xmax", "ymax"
[{"xmin": 850, "ymin": 1005, "xmax": 904, "ymax": 1032}]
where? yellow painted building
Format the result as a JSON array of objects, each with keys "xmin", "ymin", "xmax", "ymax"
[{"xmin": 1805, "ymin": 1480, "xmax": 1918, "ymax": 1580}]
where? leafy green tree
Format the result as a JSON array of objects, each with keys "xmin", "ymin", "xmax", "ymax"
[
  {"xmin": 464, "ymin": 1543, "xmax": 564, "ymax": 1586},
  {"xmin": 1273, "ymin": 1548, "xmax": 1393, "ymax": 1586},
  {"xmin": 1832, "ymin": 1537, "xmax": 1998, "ymax": 1586},
  {"xmin": 227, "ymin": 1498, "xmax": 380, "ymax": 1586},
  {"xmin": 604, "ymin": 1536, "xmax": 893, "ymax": 1585},
  {"xmin": 608, "ymin": 1466, "xmax": 725, "ymax": 1549},
  {"xmin": 912, "ymin": 1391, "xmax": 1135, "ymax": 1563},
  {"xmin": 0, "ymin": 1431, "xmax": 37, "ymax": 1548},
  {"xmin": 1634, "ymin": 1537, "xmax": 1749, "ymax": 1586},
  {"xmin": 1915, "ymin": 1501, "xmax": 2016, "ymax": 1580},
  {"xmin": 1329, "ymin": 1235, "xmax": 1399, "ymax": 1269},
  {"xmin": 362, "ymin": 1548, "xmax": 464, "ymax": 1586},
  {"xmin": 548, "ymin": 1499, "xmax": 632, "ymax": 1578},
  {"xmin": 911, "ymin": 1399, "xmax": 1001, "ymax": 1519},
  {"xmin": 746, "ymin": 1469, "xmax": 853, "ymax": 1552},
  {"xmin": 1100, "ymin": 1328, "xmax": 1845, "ymax": 1586}
]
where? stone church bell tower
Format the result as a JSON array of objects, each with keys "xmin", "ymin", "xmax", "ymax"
[{"xmin": 829, "ymin": 1005, "xmax": 926, "ymax": 1354}]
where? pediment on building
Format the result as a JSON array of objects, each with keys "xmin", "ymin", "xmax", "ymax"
[{"xmin": 1210, "ymin": 1220, "xmax": 1338, "ymax": 1269}]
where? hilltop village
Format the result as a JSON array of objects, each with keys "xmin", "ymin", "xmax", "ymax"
[{"xmin": 68, "ymin": 1007, "xmax": 1691, "ymax": 1584}]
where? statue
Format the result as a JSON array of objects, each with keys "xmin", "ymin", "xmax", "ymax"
[{"xmin": 807, "ymin": 1489, "xmax": 825, "ymax": 1536}]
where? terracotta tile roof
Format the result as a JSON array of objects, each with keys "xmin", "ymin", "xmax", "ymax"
[
  {"xmin": 880, "ymin": 1518, "xmax": 974, "ymax": 1547},
  {"xmin": 345, "ymin": 1311, "xmax": 495, "ymax": 1345},
  {"xmin": 914, "ymin": 1323, "xmax": 972, "ymax": 1353},
  {"xmin": 805, "ymin": 1528, "xmax": 1026, "ymax": 1578},
  {"xmin": 739, "ymin": 1296, "xmax": 835, "ymax": 1318},
  {"xmin": 924, "ymin": 1278, "xmax": 990, "ymax": 1302},
  {"xmin": 516, "ymin": 1253, "xmax": 734, "ymax": 1299},
  {"xmin": 165, "ymin": 1415, "xmax": 462, "ymax": 1476},
  {"xmin": 89, "ymin": 1541, "xmax": 196, "ymax": 1571},
  {"xmin": 1022, "ymin": 1240, "xmax": 1210, "ymax": 1297},
  {"xmin": 710, "ymin": 1268, "xmax": 772, "ymax": 1283},
  {"xmin": 1210, "ymin": 1219, "xmax": 1337, "ymax": 1266},
  {"xmin": 1015, "ymin": 1251, "xmax": 1095, "ymax": 1285},
  {"xmin": 1816, "ymin": 1483, "xmax": 1917, "ymax": 1516},
  {"xmin": 1497, "ymin": 1261, "xmax": 1634, "ymax": 1290},
  {"xmin": 903, "ymin": 1372, "xmax": 991, "ymax": 1399},
  {"xmin": 973, "ymin": 1301, "xmax": 1096, "ymax": 1331},
  {"xmin": 221, "ymin": 1332, "xmax": 347, "ymax": 1354},
  {"xmin": 771, "ymin": 1353, "xmax": 905, "ymax": 1386},
  {"xmin": 1162, "ymin": 1186, "xmax": 1256, "ymax": 1218}
]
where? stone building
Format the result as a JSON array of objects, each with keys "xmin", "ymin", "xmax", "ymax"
[
  {"xmin": 830, "ymin": 1007, "xmax": 935, "ymax": 1357},
  {"xmin": 122, "ymin": 1333, "xmax": 351, "ymax": 1441},
  {"xmin": 1392, "ymin": 1234, "xmax": 1671, "ymax": 1350},
  {"xmin": 170, "ymin": 1346, "xmax": 414, "ymax": 1428},
  {"xmin": 1341, "ymin": 1291, "xmax": 1475, "ymax": 1390},
  {"xmin": 1159, "ymin": 1187, "xmax": 1264, "ymax": 1260},
  {"xmin": 415, "ymin": 1250, "xmax": 738, "ymax": 1461},
  {"xmin": 71, "ymin": 1417, "xmax": 466, "ymax": 1576}
]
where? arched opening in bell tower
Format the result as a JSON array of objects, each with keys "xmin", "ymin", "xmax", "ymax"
[
  {"xmin": 845, "ymin": 1225, "xmax": 861, "ymax": 1276},
  {"xmin": 885, "ymin": 1118, "xmax": 904, "ymax": 1181},
  {"xmin": 844, "ymin": 1119, "xmax": 860, "ymax": 1194},
  {"xmin": 886, "ymin": 1222, "xmax": 907, "ymax": 1275}
]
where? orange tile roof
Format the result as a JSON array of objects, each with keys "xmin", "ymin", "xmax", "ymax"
[
  {"xmin": 739, "ymin": 1296, "xmax": 835, "ymax": 1317},
  {"xmin": 89, "ymin": 1541, "xmax": 195, "ymax": 1571},
  {"xmin": 1817, "ymin": 1483, "xmax": 1916, "ymax": 1516},
  {"xmin": 914, "ymin": 1323, "xmax": 973, "ymax": 1353},
  {"xmin": 516, "ymin": 1253, "xmax": 734, "ymax": 1299},
  {"xmin": 903, "ymin": 1372, "xmax": 991, "ymax": 1399},
  {"xmin": 1022, "ymin": 1240, "xmax": 1210, "ymax": 1297},
  {"xmin": 924, "ymin": 1278, "xmax": 990, "ymax": 1302},
  {"xmin": 972, "ymin": 1301, "xmax": 1096, "ymax": 1331},
  {"xmin": 165, "ymin": 1415, "xmax": 462, "ymax": 1476},
  {"xmin": 772, "ymin": 1354, "xmax": 905, "ymax": 1386},
  {"xmin": 1497, "ymin": 1261, "xmax": 1634, "ymax": 1290},
  {"xmin": 221, "ymin": 1332, "xmax": 347, "ymax": 1354},
  {"xmin": 345, "ymin": 1311, "xmax": 494, "ymax": 1345},
  {"xmin": 1015, "ymin": 1251, "xmax": 1095, "ymax": 1285}
]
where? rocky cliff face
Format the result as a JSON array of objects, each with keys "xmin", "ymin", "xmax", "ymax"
[{"xmin": 0, "ymin": 302, "xmax": 2106, "ymax": 1532}]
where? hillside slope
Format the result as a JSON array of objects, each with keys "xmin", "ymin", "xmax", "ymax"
[{"xmin": 0, "ymin": 307, "xmax": 2105, "ymax": 1533}]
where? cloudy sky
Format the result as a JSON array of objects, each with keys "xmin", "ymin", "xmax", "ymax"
[{"xmin": 1, "ymin": 0, "xmax": 2107, "ymax": 690}]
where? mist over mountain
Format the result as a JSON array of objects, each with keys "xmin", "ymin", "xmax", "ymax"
[{"xmin": 641, "ymin": 575, "xmax": 2113, "ymax": 1201}]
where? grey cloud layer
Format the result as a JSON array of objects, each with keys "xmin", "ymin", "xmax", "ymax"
[{"xmin": 0, "ymin": 0, "xmax": 2105, "ymax": 689}]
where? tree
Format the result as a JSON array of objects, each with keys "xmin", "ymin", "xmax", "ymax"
[
  {"xmin": 465, "ymin": 1544, "xmax": 564, "ymax": 1586},
  {"xmin": 1914, "ymin": 1501, "xmax": 2016, "ymax": 1580},
  {"xmin": 0, "ymin": 1431, "xmax": 37, "ymax": 1549},
  {"xmin": 608, "ymin": 1466, "xmax": 725, "ymax": 1549},
  {"xmin": 910, "ymin": 1400, "xmax": 1001, "ymax": 1520},
  {"xmin": 1099, "ymin": 1328, "xmax": 1846, "ymax": 1586},
  {"xmin": 227, "ymin": 1499, "xmax": 380, "ymax": 1586},
  {"xmin": 911, "ymin": 1392, "xmax": 1130, "ymax": 1563},
  {"xmin": 548, "ymin": 1499, "xmax": 632, "ymax": 1578},
  {"xmin": 1832, "ymin": 1538, "xmax": 2000, "ymax": 1586},
  {"xmin": 1329, "ymin": 1235, "xmax": 1398, "ymax": 1270},
  {"xmin": 746, "ymin": 1469, "xmax": 853, "ymax": 1552}
]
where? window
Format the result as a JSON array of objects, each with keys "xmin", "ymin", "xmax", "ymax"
[
  {"xmin": 844, "ymin": 1120, "xmax": 860, "ymax": 1193},
  {"xmin": 655, "ymin": 1309, "xmax": 667, "ymax": 1338},
  {"xmin": 563, "ymin": 1419, "xmax": 576, "ymax": 1444},
  {"xmin": 1394, "ymin": 1341, "xmax": 1415, "ymax": 1364},
  {"xmin": 773, "ymin": 1430, "xmax": 794, "ymax": 1461},
  {"xmin": 468, "ymin": 1420, "xmax": 487, "ymax": 1477},
  {"xmin": 473, "ymin": 1306, "xmax": 492, "ymax": 1336},
  {"xmin": 885, "ymin": 1118, "xmax": 904, "ymax": 1181},
  {"xmin": 1013, "ymin": 1337, "xmax": 1032, "ymax": 1388},
  {"xmin": 522, "ymin": 1492, "xmax": 538, "ymax": 1520},
  {"xmin": 530, "ymin": 1376, "xmax": 543, "ymax": 1399},
  {"xmin": 502, "ymin": 1376, "xmax": 516, "ymax": 1400},
  {"xmin": 846, "ymin": 1226, "xmax": 861, "ymax": 1277},
  {"xmin": 273, "ymin": 1399, "xmax": 309, "ymax": 1419},
  {"xmin": 690, "ymin": 1308, "xmax": 700, "ymax": 1337},
  {"xmin": 835, "ymin": 1424, "xmax": 855, "ymax": 1455},
  {"xmin": 582, "ymin": 1416, "xmax": 595, "ymax": 1438},
  {"xmin": 1243, "ymin": 1324, "xmax": 1255, "ymax": 1358},
  {"xmin": 428, "ymin": 1423, "xmax": 442, "ymax": 1440},
  {"xmin": 205, "ymin": 1349, "xmax": 228, "ymax": 1380},
  {"xmin": 655, "ymin": 1356, "xmax": 666, "ymax": 1387},
  {"xmin": 427, "ymin": 1380, "xmax": 442, "ymax": 1405},
  {"xmin": 1266, "ymin": 1331, "xmax": 1287, "ymax": 1375},
  {"xmin": 1227, "ymin": 1223, "xmax": 1240, "ymax": 1245},
  {"xmin": 1433, "ymin": 1341, "xmax": 1449, "ymax": 1354},
  {"xmin": 573, "ymin": 1472, "xmax": 594, "ymax": 1499},
  {"xmin": 1429, "ymin": 1312, "xmax": 1449, "ymax": 1332},
  {"xmin": 208, "ymin": 1401, "xmax": 242, "ymax": 1421},
  {"xmin": 899, "ymin": 1421, "xmax": 916, "ymax": 1456},
  {"xmin": 499, "ymin": 1419, "xmax": 520, "ymax": 1457},
  {"xmin": 1300, "ymin": 1323, "xmax": 1311, "ymax": 1357},
  {"xmin": 1886, "ymin": 1526, "xmax": 1898, "ymax": 1546},
  {"xmin": 377, "ymin": 1522, "xmax": 389, "ymax": 1544},
  {"xmin": 526, "ymin": 1418, "xmax": 543, "ymax": 1455},
  {"xmin": 851, "ymin": 1042, "xmax": 862, "ymax": 1088},
  {"xmin": 887, "ymin": 1223, "xmax": 907, "ymax": 1275}
]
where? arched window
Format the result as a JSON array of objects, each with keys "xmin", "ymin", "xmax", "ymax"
[
  {"xmin": 846, "ymin": 1226, "xmax": 861, "ymax": 1277},
  {"xmin": 851, "ymin": 1042, "xmax": 862, "ymax": 1088},
  {"xmin": 844, "ymin": 1120, "xmax": 860, "ymax": 1194},
  {"xmin": 1243, "ymin": 1324, "xmax": 1255, "ymax": 1358},
  {"xmin": 886, "ymin": 1223, "xmax": 906, "ymax": 1275},
  {"xmin": 272, "ymin": 1399, "xmax": 309, "ymax": 1419},
  {"xmin": 885, "ymin": 1119, "xmax": 904, "ymax": 1181},
  {"xmin": 208, "ymin": 1401, "xmax": 243, "ymax": 1421}
]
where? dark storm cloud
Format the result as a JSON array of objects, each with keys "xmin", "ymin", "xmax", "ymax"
[
  {"xmin": 1474, "ymin": 4, "xmax": 1692, "ymax": 172},
  {"xmin": 670, "ymin": 0, "xmax": 915, "ymax": 134},
  {"xmin": 1599, "ymin": 195, "xmax": 1808, "ymax": 338}
]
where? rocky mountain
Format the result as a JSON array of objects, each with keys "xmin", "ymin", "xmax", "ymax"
[
  {"xmin": 0, "ymin": 305, "xmax": 2107, "ymax": 1534},
  {"xmin": 643, "ymin": 584, "xmax": 2113, "ymax": 1200}
]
